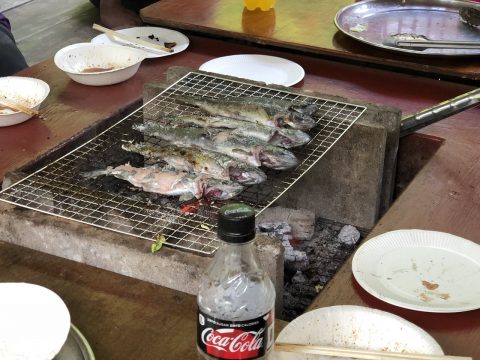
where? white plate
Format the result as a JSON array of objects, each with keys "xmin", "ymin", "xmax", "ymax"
[
  {"xmin": 199, "ymin": 54, "xmax": 305, "ymax": 86},
  {"xmin": 0, "ymin": 282, "xmax": 71, "ymax": 360},
  {"xmin": 352, "ymin": 230, "xmax": 480, "ymax": 312},
  {"xmin": 274, "ymin": 305, "xmax": 443, "ymax": 359},
  {"xmin": 91, "ymin": 26, "xmax": 189, "ymax": 58}
]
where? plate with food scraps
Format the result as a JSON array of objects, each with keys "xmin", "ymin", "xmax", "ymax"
[
  {"xmin": 199, "ymin": 54, "xmax": 305, "ymax": 86},
  {"xmin": 91, "ymin": 26, "xmax": 189, "ymax": 58},
  {"xmin": 352, "ymin": 229, "xmax": 480, "ymax": 312},
  {"xmin": 335, "ymin": 0, "xmax": 480, "ymax": 56},
  {"xmin": 274, "ymin": 305, "xmax": 443, "ymax": 360}
]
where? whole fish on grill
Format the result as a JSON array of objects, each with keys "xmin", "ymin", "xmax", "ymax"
[
  {"xmin": 132, "ymin": 124, "xmax": 299, "ymax": 170},
  {"xmin": 121, "ymin": 143, "xmax": 267, "ymax": 185},
  {"xmin": 81, "ymin": 163, "xmax": 243, "ymax": 201},
  {"xmin": 161, "ymin": 115, "xmax": 311, "ymax": 148},
  {"xmin": 174, "ymin": 94, "xmax": 318, "ymax": 131}
]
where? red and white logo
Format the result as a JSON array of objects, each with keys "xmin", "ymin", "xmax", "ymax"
[{"xmin": 201, "ymin": 328, "xmax": 264, "ymax": 359}]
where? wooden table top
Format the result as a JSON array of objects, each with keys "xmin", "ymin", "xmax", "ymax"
[
  {"xmin": 0, "ymin": 34, "xmax": 479, "ymax": 359},
  {"xmin": 141, "ymin": 0, "xmax": 480, "ymax": 82}
]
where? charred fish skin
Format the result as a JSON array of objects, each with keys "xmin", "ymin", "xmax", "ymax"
[
  {"xmin": 122, "ymin": 142, "xmax": 267, "ymax": 185},
  {"xmin": 173, "ymin": 94, "xmax": 318, "ymax": 131},
  {"xmin": 122, "ymin": 143, "xmax": 230, "ymax": 180},
  {"xmin": 133, "ymin": 123, "xmax": 299, "ymax": 170},
  {"xmin": 81, "ymin": 164, "xmax": 203, "ymax": 199},
  {"xmin": 81, "ymin": 163, "xmax": 243, "ymax": 201},
  {"xmin": 163, "ymin": 115, "xmax": 311, "ymax": 148}
]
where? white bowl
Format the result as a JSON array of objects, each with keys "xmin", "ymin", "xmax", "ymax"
[
  {"xmin": 0, "ymin": 76, "xmax": 50, "ymax": 127},
  {"xmin": 274, "ymin": 305, "xmax": 443, "ymax": 359},
  {"xmin": 54, "ymin": 43, "xmax": 146, "ymax": 86}
]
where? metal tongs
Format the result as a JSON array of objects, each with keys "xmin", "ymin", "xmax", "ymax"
[
  {"xmin": 384, "ymin": 34, "xmax": 480, "ymax": 50},
  {"xmin": 400, "ymin": 88, "xmax": 480, "ymax": 137}
]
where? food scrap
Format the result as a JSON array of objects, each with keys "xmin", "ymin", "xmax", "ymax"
[
  {"xmin": 421, "ymin": 280, "xmax": 439, "ymax": 290},
  {"xmin": 151, "ymin": 234, "xmax": 166, "ymax": 253},
  {"xmin": 146, "ymin": 34, "xmax": 176, "ymax": 49},
  {"xmin": 350, "ymin": 23, "xmax": 367, "ymax": 33}
]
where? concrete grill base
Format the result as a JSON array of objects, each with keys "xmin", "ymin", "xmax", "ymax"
[{"xmin": 0, "ymin": 200, "xmax": 284, "ymax": 314}]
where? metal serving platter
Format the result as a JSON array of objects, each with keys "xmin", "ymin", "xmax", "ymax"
[
  {"xmin": 55, "ymin": 324, "xmax": 95, "ymax": 360},
  {"xmin": 335, "ymin": 0, "xmax": 480, "ymax": 56}
]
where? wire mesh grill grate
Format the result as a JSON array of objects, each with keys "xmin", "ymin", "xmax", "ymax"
[{"xmin": 0, "ymin": 72, "xmax": 366, "ymax": 256}]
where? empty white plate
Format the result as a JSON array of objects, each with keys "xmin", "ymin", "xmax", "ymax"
[
  {"xmin": 199, "ymin": 54, "xmax": 305, "ymax": 86},
  {"xmin": 0, "ymin": 283, "xmax": 71, "ymax": 360},
  {"xmin": 352, "ymin": 230, "xmax": 480, "ymax": 312}
]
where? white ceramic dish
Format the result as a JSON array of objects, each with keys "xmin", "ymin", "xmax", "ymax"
[
  {"xmin": 274, "ymin": 305, "xmax": 443, "ymax": 360},
  {"xmin": 54, "ymin": 43, "xmax": 146, "ymax": 86},
  {"xmin": 0, "ymin": 282, "xmax": 71, "ymax": 360},
  {"xmin": 199, "ymin": 54, "xmax": 305, "ymax": 86},
  {"xmin": 91, "ymin": 26, "xmax": 189, "ymax": 58},
  {"xmin": 0, "ymin": 76, "xmax": 50, "ymax": 127},
  {"xmin": 352, "ymin": 229, "xmax": 480, "ymax": 312}
]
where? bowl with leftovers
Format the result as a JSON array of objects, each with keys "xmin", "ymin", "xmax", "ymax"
[
  {"xmin": 54, "ymin": 42, "xmax": 146, "ymax": 86},
  {"xmin": 0, "ymin": 76, "xmax": 50, "ymax": 127}
]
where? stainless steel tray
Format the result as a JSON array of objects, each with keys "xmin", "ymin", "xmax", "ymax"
[{"xmin": 335, "ymin": 0, "xmax": 480, "ymax": 56}]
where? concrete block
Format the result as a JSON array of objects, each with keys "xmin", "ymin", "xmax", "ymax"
[{"xmin": 0, "ymin": 201, "xmax": 284, "ymax": 314}]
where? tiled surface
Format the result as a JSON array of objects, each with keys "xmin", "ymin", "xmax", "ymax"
[{"xmin": 5, "ymin": 0, "xmax": 98, "ymax": 65}]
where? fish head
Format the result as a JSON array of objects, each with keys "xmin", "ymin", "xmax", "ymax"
[
  {"xmin": 269, "ymin": 129, "xmax": 311, "ymax": 148},
  {"xmin": 259, "ymin": 146, "xmax": 299, "ymax": 170},
  {"xmin": 203, "ymin": 179, "xmax": 244, "ymax": 201},
  {"xmin": 228, "ymin": 166, "xmax": 267, "ymax": 185},
  {"xmin": 286, "ymin": 111, "xmax": 317, "ymax": 131}
]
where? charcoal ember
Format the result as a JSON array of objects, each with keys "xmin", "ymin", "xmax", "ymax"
[
  {"xmin": 281, "ymin": 220, "xmax": 362, "ymax": 321},
  {"xmin": 256, "ymin": 207, "xmax": 315, "ymax": 241},
  {"xmin": 291, "ymin": 271, "xmax": 307, "ymax": 284}
]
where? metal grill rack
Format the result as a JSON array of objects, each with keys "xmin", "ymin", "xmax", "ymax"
[{"xmin": 0, "ymin": 72, "xmax": 366, "ymax": 255}]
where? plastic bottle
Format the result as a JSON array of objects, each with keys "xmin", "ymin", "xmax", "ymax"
[{"xmin": 197, "ymin": 203, "xmax": 276, "ymax": 359}]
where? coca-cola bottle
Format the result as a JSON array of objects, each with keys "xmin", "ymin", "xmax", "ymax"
[{"xmin": 197, "ymin": 203, "xmax": 276, "ymax": 360}]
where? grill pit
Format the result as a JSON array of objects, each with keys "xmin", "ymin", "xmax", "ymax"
[{"xmin": 0, "ymin": 70, "xmax": 400, "ymax": 318}]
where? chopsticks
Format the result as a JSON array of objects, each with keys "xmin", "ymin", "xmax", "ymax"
[
  {"xmin": 274, "ymin": 343, "xmax": 472, "ymax": 360},
  {"xmin": 0, "ymin": 98, "xmax": 39, "ymax": 116},
  {"xmin": 92, "ymin": 23, "xmax": 173, "ymax": 54}
]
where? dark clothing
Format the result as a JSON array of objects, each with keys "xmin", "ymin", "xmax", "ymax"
[
  {"xmin": 89, "ymin": 0, "xmax": 156, "ymax": 13},
  {"xmin": 0, "ymin": 13, "xmax": 28, "ymax": 76},
  {"xmin": 0, "ymin": 12, "xmax": 10, "ymax": 30}
]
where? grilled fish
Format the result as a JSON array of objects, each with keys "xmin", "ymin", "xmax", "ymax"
[
  {"xmin": 81, "ymin": 163, "xmax": 243, "ymax": 201},
  {"xmin": 174, "ymin": 94, "xmax": 318, "ymax": 131},
  {"xmin": 133, "ymin": 124, "xmax": 299, "ymax": 170},
  {"xmin": 164, "ymin": 115, "xmax": 311, "ymax": 148},
  {"xmin": 121, "ymin": 143, "xmax": 267, "ymax": 185}
]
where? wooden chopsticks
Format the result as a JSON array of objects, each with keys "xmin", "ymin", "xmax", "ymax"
[
  {"xmin": 274, "ymin": 343, "xmax": 472, "ymax": 360},
  {"xmin": 92, "ymin": 23, "xmax": 173, "ymax": 54},
  {"xmin": 0, "ymin": 98, "xmax": 39, "ymax": 116}
]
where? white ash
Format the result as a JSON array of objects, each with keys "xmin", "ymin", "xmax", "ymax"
[
  {"xmin": 256, "ymin": 207, "xmax": 315, "ymax": 241},
  {"xmin": 337, "ymin": 225, "xmax": 361, "ymax": 245},
  {"xmin": 256, "ymin": 222, "xmax": 308, "ymax": 269}
]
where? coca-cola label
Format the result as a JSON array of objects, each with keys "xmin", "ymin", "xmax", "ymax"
[{"xmin": 197, "ymin": 308, "xmax": 274, "ymax": 359}]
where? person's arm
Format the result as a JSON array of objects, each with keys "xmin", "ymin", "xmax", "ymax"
[{"xmin": 99, "ymin": 0, "xmax": 143, "ymax": 29}]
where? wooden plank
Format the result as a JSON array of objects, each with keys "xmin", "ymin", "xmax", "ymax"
[
  {"xmin": 6, "ymin": 0, "xmax": 98, "ymax": 65},
  {"xmin": 141, "ymin": 0, "xmax": 480, "ymax": 81}
]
